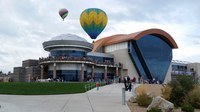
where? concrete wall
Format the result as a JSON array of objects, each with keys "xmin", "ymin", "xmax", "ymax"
[
  {"xmin": 106, "ymin": 48, "xmax": 139, "ymax": 80},
  {"xmin": 22, "ymin": 60, "xmax": 38, "ymax": 68},
  {"xmin": 13, "ymin": 67, "xmax": 25, "ymax": 82},
  {"xmin": 105, "ymin": 42, "xmax": 128, "ymax": 53},
  {"xmin": 163, "ymin": 63, "xmax": 172, "ymax": 84},
  {"xmin": 25, "ymin": 66, "xmax": 41, "ymax": 82},
  {"xmin": 187, "ymin": 63, "xmax": 200, "ymax": 81}
]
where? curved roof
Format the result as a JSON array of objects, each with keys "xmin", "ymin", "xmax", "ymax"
[
  {"xmin": 50, "ymin": 34, "xmax": 88, "ymax": 42},
  {"xmin": 43, "ymin": 34, "xmax": 92, "ymax": 51},
  {"xmin": 92, "ymin": 28, "xmax": 178, "ymax": 52}
]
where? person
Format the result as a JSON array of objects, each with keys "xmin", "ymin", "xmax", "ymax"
[
  {"xmin": 128, "ymin": 82, "xmax": 132, "ymax": 92},
  {"xmin": 132, "ymin": 76, "xmax": 136, "ymax": 83},
  {"xmin": 127, "ymin": 76, "xmax": 130, "ymax": 84},
  {"xmin": 96, "ymin": 82, "xmax": 100, "ymax": 91},
  {"xmin": 118, "ymin": 77, "xmax": 121, "ymax": 83},
  {"xmin": 140, "ymin": 76, "xmax": 143, "ymax": 84},
  {"xmin": 152, "ymin": 77, "xmax": 156, "ymax": 84},
  {"xmin": 138, "ymin": 76, "xmax": 141, "ymax": 84},
  {"xmin": 123, "ymin": 77, "xmax": 128, "ymax": 91}
]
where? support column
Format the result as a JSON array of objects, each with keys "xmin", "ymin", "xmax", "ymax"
[
  {"xmin": 28, "ymin": 74, "xmax": 31, "ymax": 82},
  {"xmin": 40, "ymin": 65, "xmax": 44, "ymax": 79},
  {"xmin": 104, "ymin": 66, "xmax": 107, "ymax": 80},
  {"xmin": 81, "ymin": 63, "xmax": 84, "ymax": 81},
  {"xmin": 53, "ymin": 63, "xmax": 56, "ymax": 79},
  {"xmin": 91, "ymin": 65, "xmax": 94, "ymax": 79},
  {"xmin": 116, "ymin": 67, "xmax": 119, "ymax": 76}
]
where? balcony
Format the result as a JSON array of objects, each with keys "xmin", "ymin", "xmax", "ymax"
[{"xmin": 39, "ymin": 56, "xmax": 120, "ymax": 67}]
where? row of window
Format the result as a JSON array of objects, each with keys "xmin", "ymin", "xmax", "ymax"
[
  {"xmin": 50, "ymin": 50, "xmax": 86, "ymax": 57},
  {"xmin": 48, "ymin": 70, "xmax": 114, "ymax": 81},
  {"xmin": 172, "ymin": 65, "xmax": 187, "ymax": 71}
]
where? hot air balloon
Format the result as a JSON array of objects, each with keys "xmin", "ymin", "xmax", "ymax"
[
  {"xmin": 59, "ymin": 8, "xmax": 68, "ymax": 20},
  {"xmin": 80, "ymin": 8, "xmax": 108, "ymax": 40}
]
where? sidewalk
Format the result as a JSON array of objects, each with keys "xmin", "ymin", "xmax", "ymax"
[
  {"xmin": 86, "ymin": 83, "xmax": 132, "ymax": 112},
  {"xmin": 0, "ymin": 83, "xmax": 132, "ymax": 112}
]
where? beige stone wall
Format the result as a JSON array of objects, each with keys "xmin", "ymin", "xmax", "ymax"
[{"xmin": 106, "ymin": 48, "xmax": 139, "ymax": 80}]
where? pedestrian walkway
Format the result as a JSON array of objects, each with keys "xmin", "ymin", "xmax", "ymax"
[
  {"xmin": 86, "ymin": 83, "xmax": 132, "ymax": 112},
  {"xmin": 0, "ymin": 83, "xmax": 132, "ymax": 112}
]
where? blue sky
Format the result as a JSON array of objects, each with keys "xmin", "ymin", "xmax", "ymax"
[{"xmin": 0, "ymin": 0, "xmax": 200, "ymax": 73}]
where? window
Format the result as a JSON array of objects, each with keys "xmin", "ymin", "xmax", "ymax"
[{"xmin": 50, "ymin": 50, "xmax": 86, "ymax": 57}]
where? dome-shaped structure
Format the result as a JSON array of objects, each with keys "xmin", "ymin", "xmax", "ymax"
[
  {"xmin": 50, "ymin": 34, "xmax": 88, "ymax": 42},
  {"xmin": 43, "ymin": 34, "xmax": 93, "ymax": 52}
]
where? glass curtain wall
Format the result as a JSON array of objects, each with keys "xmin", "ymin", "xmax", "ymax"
[{"xmin": 128, "ymin": 34, "xmax": 172, "ymax": 83}]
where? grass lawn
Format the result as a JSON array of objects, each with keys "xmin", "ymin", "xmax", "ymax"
[{"xmin": 0, "ymin": 82, "xmax": 94, "ymax": 95}]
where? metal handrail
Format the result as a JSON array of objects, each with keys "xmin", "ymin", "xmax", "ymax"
[
  {"xmin": 85, "ymin": 83, "xmax": 96, "ymax": 92},
  {"xmin": 85, "ymin": 81, "xmax": 108, "ymax": 92}
]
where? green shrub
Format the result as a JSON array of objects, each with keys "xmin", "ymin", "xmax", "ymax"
[
  {"xmin": 147, "ymin": 107, "xmax": 162, "ymax": 112},
  {"xmin": 186, "ymin": 86, "xmax": 200, "ymax": 109},
  {"xmin": 168, "ymin": 75, "xmax": 195, "ymax": 106},
  {"xmin": 136, "ymin": 92, "xmax": 152, "ymax": 107},
  {"xmin": 181, "ymin": 103, "xmax": 194, "ymax": 112}
]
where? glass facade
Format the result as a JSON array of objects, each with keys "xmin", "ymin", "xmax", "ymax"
[
  {"xmin": 94, "ymin": 73, "xmax": 104, "ymax": 81},
  {"xmin": 128, "ymin": 41, "xmax": 147, "ymax": 79},
  {"xmin": 50, "ymin": 50, "xmax": 86, "ymax": 57},
  {"xmin": 128, "ymin": 34, "xmax": 172, "ymax": 83},
  {"xmin": 92, "ymin": 73, "xmax": 114, "ymax": 82},
  {"xmin": 48, "ymin": 70, "xmax": 82, "ymax": 81}
]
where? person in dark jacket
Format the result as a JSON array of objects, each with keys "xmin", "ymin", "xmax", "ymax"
[
  {"xmin": 128, "ymin": 82, "xmax": 132, "ymax": 92},
  {"xmin": 123, "ymin": 77, "xmax": 128, "ymax": 91}
]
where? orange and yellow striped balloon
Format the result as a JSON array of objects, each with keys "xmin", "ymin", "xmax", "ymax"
[{"xmin": 80, "ymin": 8, "xmax": 108, "ymax": 39}]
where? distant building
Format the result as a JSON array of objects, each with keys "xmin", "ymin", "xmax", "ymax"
[
  {"xmin": 13, "ymin": 67, "xmax": 25, "ymax": 82},
  {"xmin": 22, "ymin": 59, "xmax": 39, "ymax": 68},
  {"xmin": 0, "ymin": 73, "xmax": 13, "ymax": 82},
  {"xmin": 171, "ymin": 60, "xmax": 200, "ymax": 83},
  {"xmin": 13, "ymin": 60, "xmax": 40, "ymax": 82}
]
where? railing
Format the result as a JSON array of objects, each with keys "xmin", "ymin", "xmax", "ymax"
[
  {"xmin": 84, "ymin": 81, "xmax": 108, "ymax": 92},
  {"xmin": 85, "ymin": 83, "xmax": 96, "ymax": 92},
  {"xmin": 39, "ymin": 56, "xmax": 119, "ymax": 67}
]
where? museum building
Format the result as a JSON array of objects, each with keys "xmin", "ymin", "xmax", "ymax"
[{"xmin": 13, "ymin": 28, "xmax": 178, "ymax": 83}]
